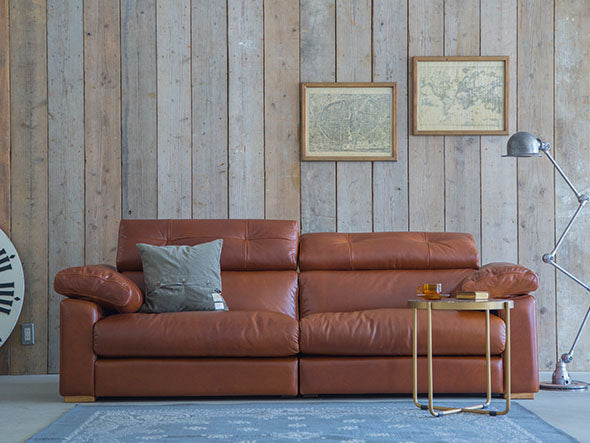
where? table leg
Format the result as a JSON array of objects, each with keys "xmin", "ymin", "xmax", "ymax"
[
  {"xmin": 427, "ymin": 302, "xmax": 437, "ymax": 416},
  {"xmin": 426, "ymin": 302, "xmax": 462, "ymax": 416},
  {"xmin": 413, "ymin": 307, "xmax": 421, "ymax": 409},
  {"xmin": 485, "ymin": 308, "xmax": 492, "ymax": 407},
  {"xmin": 468, "ymin": 303, "xmax": 511, "ymax": 416},
  {"xmin": 497, "ymin": 302, "xmax": 511, "ymax": 415}
]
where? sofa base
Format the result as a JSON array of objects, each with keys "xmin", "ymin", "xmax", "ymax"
[
  {"xmin": 300, "ymin": 356, "xmax": 506, "ymax": 395},
  {"xmin": 94, "ymin": 358, "xmax": 298, "ymax": 397},
  {"xmin": 64, "ymin": 396, "xmax": 95, "ymax": 403}
]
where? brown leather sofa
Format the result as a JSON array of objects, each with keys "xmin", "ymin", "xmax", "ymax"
[{"xmin": 55, "ymin": 219, "xmax": 539, "ymax": 402}]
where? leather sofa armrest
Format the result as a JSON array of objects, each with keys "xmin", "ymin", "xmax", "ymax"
[
  {"xmin": 459, "ymin": 262, "xmax": 539, "ymax": 299},
  {"xmin": 60, "ymin": 298, "xmax": 104, "ymax": 398},
  {"xmin": 498, "ymin": 295, "xmax": 539, "ymax": 393},
  {"xmin": 54, "ymin": 265, "xmax": 143, "ymax": 313}
]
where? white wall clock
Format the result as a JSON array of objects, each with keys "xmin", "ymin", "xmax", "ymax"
[{"xmin": 0, "ymin": 228, "xmax": 25, "ymax": 347}]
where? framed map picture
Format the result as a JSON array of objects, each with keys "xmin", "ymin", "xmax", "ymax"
[
  {"xmin": 301, "ymin": 82, "xmax": 397, "ymax": 161},
  {"xmin": 413, "ymin": 56, "xmax": 509, "ymax": 135}
]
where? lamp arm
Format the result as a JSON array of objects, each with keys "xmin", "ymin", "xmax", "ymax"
[
  {"xmin": 540, "ymin": 147, "xmax": 590, "ymax": 364},
  {"xmin": 543, "ymin": 149, "xmax": 584, "ymax": 200},
  {"xmin": 544, "ymin": 258, "xmax": 590, "ymax": 295},
  {"xmin": 545, "ymin": 200, "xmax": 588, "ymax": 260},
  {"xmin": 543, "ymin": 222, "xmax": 590, "ymax": 364}
]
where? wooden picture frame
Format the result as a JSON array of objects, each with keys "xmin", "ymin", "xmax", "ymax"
[
  {"xmin": 412, "ymin": 56, "xmax": 509, "ymax": 135},
  {"xmin": 301, "ymin": 82, "xmax": 397, "ymax": 161}
]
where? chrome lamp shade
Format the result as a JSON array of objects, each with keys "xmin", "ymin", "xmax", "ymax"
[{"xmin": 503, "ymin": 132, "xmax": 545, "ymax": 157}]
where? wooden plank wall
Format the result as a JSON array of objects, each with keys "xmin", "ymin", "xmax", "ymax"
[
  {"xmin": 300, "ymin": 0, "xmax": 336, "ymax": 232},
  {"xmin": 121, "ymin": 0, "xmax": 157, "ymax": 219},
  {"xmin": 408, "ymin": 0, "xmax": 445, "ymax": 232},
  {"xmin": 0, "ymin": 0, "xmax": 10, "ymax": 374},
  {"xmin": 47, "ymin": 0, "xmax": 84, "ymax": 374},
  {"xmin": 517, "ymin": 0, "xmax": 557, "ymax": 371},
  {"xmin": 554, "ymin": 0, "xmax": 590, "ymax": 369},
  {"xmin": 7, "ymin": 0, "xmax": 48, "ymax": 374},
  {"xmin": 0, "ymin": 0, "xmax": 588, "ymax": 374},
  {"xmin": 84, "ymin": 1, "xmax": 121, "ymax": 265},
  {"xmin": 192, "ymin": 0, "xmax": 228, "ymax": 219}
]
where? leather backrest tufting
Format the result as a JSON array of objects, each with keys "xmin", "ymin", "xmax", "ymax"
[
  {"xmin": 299, "ymin": 232, "xmax": 479, "ymax": 271},
  {"xmin": 117, "ymin": 219, "xmax": 299, "ymax": 272}
]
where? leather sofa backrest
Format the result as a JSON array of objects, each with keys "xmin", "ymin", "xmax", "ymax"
[
  {"xmin": 300, "ymin": 232, "xmax": 479, "ymax": 271},
  {"xmin": 117, "ymin": 219, "xmax": 299, "ymax": 318},
  {"xmin": 299, "ymin": 232, "xmax": 479, "ymax": 316},
  {"xmin": 117, "ymin": 219, "xmax": 299, "ymax": 272}
]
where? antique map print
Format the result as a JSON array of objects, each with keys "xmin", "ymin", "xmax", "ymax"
[
  {"xmin": 305, "ymin": 88, "xmax": 393, "ymax": 157},
  {"xmin": 416, "ymin": 60, "xmax": 505, "ymax": 132}
]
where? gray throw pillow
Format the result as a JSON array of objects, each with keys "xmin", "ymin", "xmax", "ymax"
[{"xmin": 136, "ymin": 240, "xmax": 228, "ymax": 313}]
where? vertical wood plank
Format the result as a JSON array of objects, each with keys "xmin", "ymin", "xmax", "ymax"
[
  {"xmin": 408, "ymin": 0, "xmax": 444, "ymax": 231},
  {"xmin": 443, "ymin": 0, "xmax": 481, "ymax": 250},
  {"xmin": 555, "ymin": 0, "xmax": 590, "ymax": 370},
  {"xmin": 0, "ymin": 0, "xmax": 10, "ymax": 374},
  {"xmin": 122, "ymin": 0, "xmax": 157, "ymax": 219},
  {"xmin": 336, "ymin": 0, "xmax": 372, "ymax": 233},
  {"xmin": 8, "ymin": 0, "xmax": 48, "ymax": 374},
  {"xmin": 372, "ymin": 0, "xmax": 408, "ymax": 232},
  {"xmin": 0, "ymin": 0, "xmax": 9, "ymax": 234},
  {"xmin": 518, "ymin": 0, "xmax": 556, "ymax": 370},
  {"xmin": 192, "ymin": 0, "xmax": 228, "ymax": 219},
  {"xmin": 228, "ymin": 0, "xmax": 264, "ymax": 218},
  {"xmin": 264, "ymin": 0, "xmax": 300, "ymax": 222},
  {"xmin": 157, "ymin": 0, "xmax": 192, "ymax": 218},
  {"xmin": 85, "ymin": 1, "xmax": 121, "ymax": 265},
  {"xmin": 47, "ymin": 0, "xmax": 84, "ymax": 374},
  {"xmin": 480, "ymin": 0, "xmax": 517, "ymax": 264},
  {"xmin": 300, "ymin": 0, "xmax": 336, "ymax": 233}
]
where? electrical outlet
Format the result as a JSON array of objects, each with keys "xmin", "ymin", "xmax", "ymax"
[{"xmin": 21, "ymin": 323, "xmax": 34, "ymax": 345}]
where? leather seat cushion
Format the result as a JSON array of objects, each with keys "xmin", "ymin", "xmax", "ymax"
[
  {"xmin": 94, "ymin": 310, "xmax": 299, "ymax": 358},
  {"xmin": 300, "ymin": 308, "xmax": 505, "ymax": 356}
]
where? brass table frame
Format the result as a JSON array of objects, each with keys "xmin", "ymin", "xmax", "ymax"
[{"xmin": 408, "ymin": 299, "xmax": 514, "ymax": 417}]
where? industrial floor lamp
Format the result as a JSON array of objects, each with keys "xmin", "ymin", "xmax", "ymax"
[{"xmin": 504, "ymin": 132, "xmax": 589, "ymax": 390}]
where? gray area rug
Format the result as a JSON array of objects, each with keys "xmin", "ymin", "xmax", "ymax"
[{"xmin": 28, "ymin": 400, "xmax": 576, "ymax": 442}]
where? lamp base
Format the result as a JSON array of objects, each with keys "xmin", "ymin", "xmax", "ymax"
[{"xmin": 540, "ymin": 381, "xmax": 588, "ymax": 391}]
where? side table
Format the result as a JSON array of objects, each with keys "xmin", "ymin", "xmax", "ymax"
[{"xmin": 408, "ymin": 298, "xmax": 514, "ymax": 417}]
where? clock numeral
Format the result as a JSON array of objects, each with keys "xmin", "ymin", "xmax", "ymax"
[
  {"xmin": 0, "ymin": 282, "xmax": 15, "ymax": 298},
  {"xmin": 0, "ymin": 249, "xmax": 15, "ymax": 273},
  {"xmin": 0, "ymin": 282, "xmax": 17, "ymax": 315}
]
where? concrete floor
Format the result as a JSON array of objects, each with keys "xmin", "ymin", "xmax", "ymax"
[{"xmin": 1, "ymin": 373, "xmax": 589, "ymax": 443}]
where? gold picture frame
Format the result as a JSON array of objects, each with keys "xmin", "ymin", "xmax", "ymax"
[
  {"xmin": 413, "ymin": 56, "xmax": 509, "ymax": 135},
  {"xmin": 301, "ymin": 82, "xmax": 397, "ymax": 161}
]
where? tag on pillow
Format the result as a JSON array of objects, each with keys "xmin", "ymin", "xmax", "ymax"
[
  {"xmin": 212, "ymin": 293, "xmax": 223, "ymax": 302},
  {"xmin": 214, "ymin": 302, "xmax": 225, "ymax": 310}
]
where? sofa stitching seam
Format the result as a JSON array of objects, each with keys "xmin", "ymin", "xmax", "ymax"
[
  {"xmin": 347, "ymin": 234, "xmax": 353, "ymax": 270},
  {"xmin": 245, "ymin": 220, "xmax": 249, "ymax": 271}
]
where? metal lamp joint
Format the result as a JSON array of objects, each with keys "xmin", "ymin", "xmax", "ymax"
[
  {"xmin": 561, "ymin": 353, "xmax": 573, "ymax": 364},
  {"xmin": 542, "ymin": 253, "xmax": 555, "ymax": 264}
]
